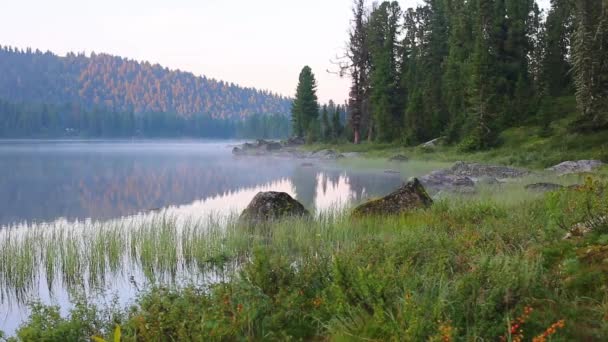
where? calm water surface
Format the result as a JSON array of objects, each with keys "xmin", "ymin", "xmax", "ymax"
[
  {"xmin": 0, "ymin": 140, "xmax": 407, "ymax": 227},
  {"xmin": 0, "ymin": 140, "xmax": 446, "ymax": 335}
]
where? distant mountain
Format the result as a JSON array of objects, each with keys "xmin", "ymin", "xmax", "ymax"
[{"xmin": 0, "ymin": 46, "xmax": 292, "ymax": 120}]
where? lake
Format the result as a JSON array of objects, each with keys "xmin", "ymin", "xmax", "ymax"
[{"xmin": 0, "ymin": 140, "xmax": 448, "ymax": 335}]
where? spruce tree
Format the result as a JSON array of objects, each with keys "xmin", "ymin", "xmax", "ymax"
[
  {"xmin": 291, "ymin": 66, "xmax": 320, "ymax": 138},
  {"xmin": 332, "ymin": 105, "xmax": 343, "ymax": 140},
  {"xmin": 572, "ymin": 0, "xmax": 608, "ymax": 129},
  {"xmin": 321, "ymin": 104, "xmax": 330, "ymax": 142},
  {"xmin": 368, "ymin": 1, "xmax": 402, "ymax": 142}
]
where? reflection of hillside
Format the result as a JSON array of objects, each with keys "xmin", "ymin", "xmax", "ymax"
[
  {"xmin": 0, "ymin": 149, "xmax": 295, "ymax": 225},
  {"xmin": 0, "ymin": 142, "xmax": 407, "ymax": 227}
]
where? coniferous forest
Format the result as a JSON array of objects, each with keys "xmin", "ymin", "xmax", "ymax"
[
  {"xmin": 0, "ymin": 47, "xmax": 291, "ymax": 138},
  {"xmin": 292, "ymin": 0, "xmax": 608, "ymax": 150}
]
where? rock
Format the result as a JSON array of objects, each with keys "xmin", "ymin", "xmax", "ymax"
[
  {"xmin": 384, "ymin": 169, "xmax": 400, "ymax": 174},
  {"xmin": 525, "ymin": 182, "xmax": 564, "ymax": 192},
  {"xmin": 417, "ymin": 161, "xmax": 526, "ymax": 194},
  {"xmin": 419, "ymin": 137, "xmax": 443, "ymax": 149},
  {"xmin": 343, "ymin": 152, "xmax": 361, "ymax": 158},
  {"xmin": 449, "ymin": 161, "xmax": 530, "ymax": 179},
  {"xmin": 419, "ymin": 170, "xmax": 476, "ymax": 193},
  {"xmin": 232, "ymin": 147, "xmax": 243, "ymax": 155},
  {"xmin": 389, "ymin": 154, "xmax": 409, "ymax": 162},
  {"xmin": 240, "ymin": 192, "xmax": 310, "ymax": 224},
  {"xmin": 352, "ymin": 178, "xmax": 433, "ymax": 217},
  {"xmin": 563, "ymin": 215, "xmax": 608, "ymax": 240},
  {"xmin": 312, "ymin": 149, "xmax": 345, "ymax": 160},
  {"xmin": 301, "ymin": 162, "xmax": 314, "ymax": 167},
  {"xmin": 283, "ymin": 136, "xmax": 306, "ymax": 147},
  {"xmin": 547, "ymin": 160, "xmax": 605, "ymax": 175}
]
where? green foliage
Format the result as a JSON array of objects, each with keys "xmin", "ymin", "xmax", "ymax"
[
  {"xmin": 9, "ymin": 182, "xmax": 608, "ymax": 340},
  {"xmin": 337, "ymin": 0, "xmax": 608, "ymax": 150},
  {"xmin": 0, "ymin": 46, "xmax": 291, "ymax": 121},
  {"xmin": 13, "ymin": 299, "xmax": 115, "ymax": 342},
  {"xmin": 291, "ymin": 66, "xmax": 320, "ymax": 138}
]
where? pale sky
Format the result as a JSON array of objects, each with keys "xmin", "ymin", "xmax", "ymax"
[{"xmin": 0, "ymin": 0, "xmax": 551, "ymax": 104}]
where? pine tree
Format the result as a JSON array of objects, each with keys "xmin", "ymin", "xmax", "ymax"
[
  {"xmin": 332, "ymin": 105, "xmax": 343, "ymax": 140},
  {"xmin": 368, "ymin": 1, "xmax": 402, "ymax": 142},
  {"xmin": 291, "ymin": 66, "xmax": 320, "ymax": 138},
  {"xmin": 571, "ymin": 0, "xmax": 608, "ymax": 130},
  {"xmin": 463, "ymin": 0, "xmax": 499, "ymax": 150},
  {"xmin": 346, "ymin": 0, "xmax": 371, "ymax": 144},
  {"xmin": 542, "ymin": 0, "xmax": 574, "ymax": 97},
  {"xmin": 321, "ymin": 104, "xmax": 331, "ymax": 142}
]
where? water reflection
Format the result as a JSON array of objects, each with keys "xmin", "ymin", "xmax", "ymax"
[
  {"xmin": 0, "ymin": 140, "xmax": 432, "ymax": 336},
  {"xmin": 0, "ymin": 140, "xmax": 403, "ymax": 227}
]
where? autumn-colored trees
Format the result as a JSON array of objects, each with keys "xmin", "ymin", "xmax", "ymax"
[{"xmin": 0, "ymin": 47, "xmax": 291, "ymax": 121}]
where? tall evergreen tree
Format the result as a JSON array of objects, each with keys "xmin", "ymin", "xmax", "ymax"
[
  {"xmin": 572, "ymin": 0, "xmax": 608, "ymax": 129},
  {"xmin": 543, "ymin": 0, "xmax": 574, "ymax": 96},
  {"xmin": 321, "ymin": 104, "xmax": 331, "ymax": 142},
  {"xmin": 368, "ymin": 1, "xmax": 402, "ymax": 142},
  {"xmin": 463, "ymin": 0, "xmax": 500, "ymax": 150},
  {"xmin": 332, "ymin": 105, "xmax": 343, "ymax": 140},
  {"xmin": 346, "ymin": 0, "xmax": 371, "ymax": 144},
  {"xmin": 291, "ymin": 66, "xmax": 320, "ymax": 137}
]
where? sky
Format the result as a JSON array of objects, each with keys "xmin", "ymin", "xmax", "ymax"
[{"xmin": 1, "ymin": 0, "xmax": 551, "ymax": 104}]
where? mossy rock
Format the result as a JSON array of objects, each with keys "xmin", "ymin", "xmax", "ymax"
[
  {"xmin": 240, "ymin": 191, "xmax": 310, "ymax": 225},
  {"xmin": 351, "ymin": 178, "xmax": 433, "ymax": 217}
]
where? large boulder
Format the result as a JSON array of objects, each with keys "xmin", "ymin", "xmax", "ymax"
[
  {"xmin": 352, "ymin": 178, "xmax": 433, "ymax": 217},
  {"xmin": 240, "ymin": 192, "xmax": 310, "ymax": 224},
  {"xmin": 547, "ymin": 160, "xmax": 605, "ymax": 175}
]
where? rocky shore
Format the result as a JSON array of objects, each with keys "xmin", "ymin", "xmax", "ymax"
[{"xmin": 232, "ymin": 138, "xmax": 353, "ymax": 160}]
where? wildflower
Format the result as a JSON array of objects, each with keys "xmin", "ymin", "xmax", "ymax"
[
  {"xmin": 312, "ymin": 297, "xmax": 323, "ymax": 308},
  {"xmin": 532, "ymin": 319, "xmax": 565, "ymax": 342}
]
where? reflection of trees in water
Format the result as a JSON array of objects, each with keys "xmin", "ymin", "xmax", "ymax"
[
  {"xmin": 0, "ymin": 153, "xmax": 295, "ymax": 225},
  {"xmin": 0, "ymin": 145, "xmax": 405, "ymax": 227},
  {"xmin": 291, "ymin": 166, "xmax": 403, "ymax": 210}
]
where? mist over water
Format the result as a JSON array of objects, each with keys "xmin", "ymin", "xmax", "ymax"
[
  {"xmin": 0, "ymin": 140, "xmax": 406, "ymax": 228},
  {"xmin": 1, "ymin": 139, "xmax": 440, "ymax": 335}
]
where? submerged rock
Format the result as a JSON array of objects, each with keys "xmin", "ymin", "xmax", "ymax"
[
  {"xmin": 240, "ymin": 191, "xmax": 310, "ymax": 224},
  {"xmin": 547, "ymin": 160, "xmax": 605, "ymax": 175},
  {"xmin": 389, "ymin": 154, "xmax": 409, "ymax": 162},
  {"xmin": 525, "ymin": 182, "xmax": 564, "ymax": 192},
  {"xmin": 352, "ymin": 178, "xmax": 433, "ymax": 217}
]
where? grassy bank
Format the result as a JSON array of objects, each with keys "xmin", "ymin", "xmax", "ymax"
[
  {"xmin": 3, "ymin": 175, "xmax": 608, "ymax": 341},
  {"xmin": 306, "ymin": 118, "xmax": 608, "ymax": 169}
]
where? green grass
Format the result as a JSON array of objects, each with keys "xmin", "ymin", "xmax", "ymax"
[
  {"xmin": 3, "ymin": 176, "xmax": 608, "ymax": 341},
  {"xmin": 306, "ymin": 116, "xmax": 608, "ymax": 170}
]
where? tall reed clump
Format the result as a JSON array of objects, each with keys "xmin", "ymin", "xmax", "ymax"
[{"xmin": 4, "ymin": 179, "xmax": 608, "ymax": 340}]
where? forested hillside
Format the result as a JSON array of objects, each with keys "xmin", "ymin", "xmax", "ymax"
[
  {"xmin": 0, "ymin": 47, "xmax": 292, "ymax": 137},
  {"xmin": 0, "ymin": 47, "xmax": 291, "ymax": 119},
  {"xmin": 294, "ymin": 0, "xmax": 607, "ymax": 150}
]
